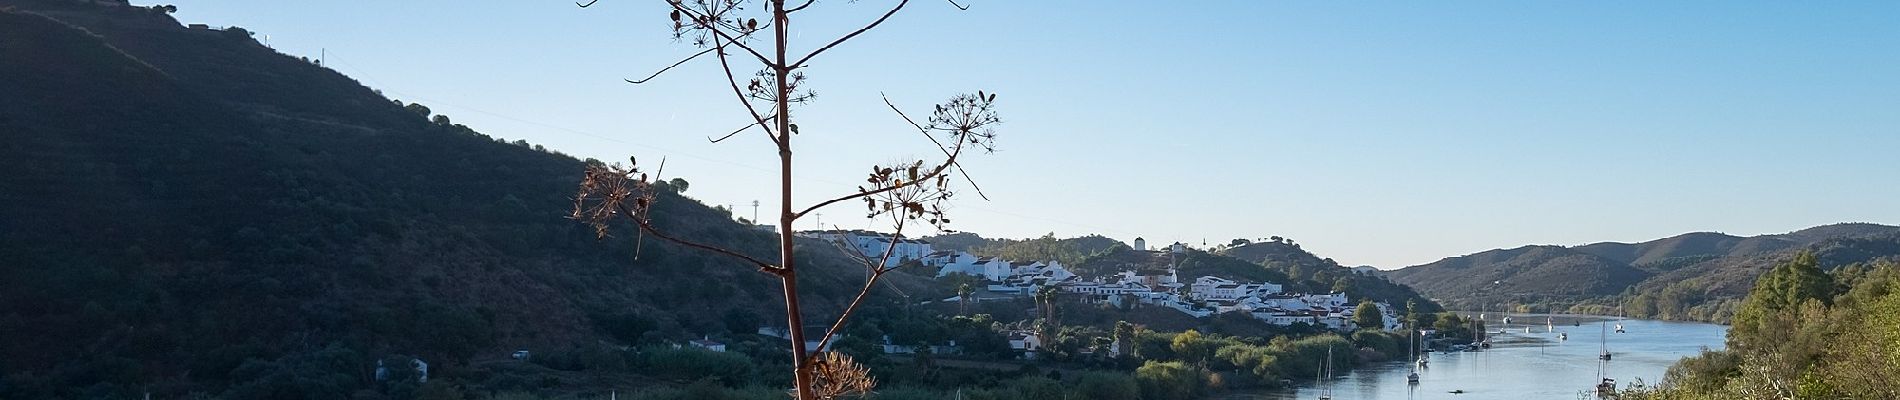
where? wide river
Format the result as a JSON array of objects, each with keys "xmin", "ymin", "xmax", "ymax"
[{"xmin": 1216, "ymin": 314, "xmax": 1728, "ymax": 400}]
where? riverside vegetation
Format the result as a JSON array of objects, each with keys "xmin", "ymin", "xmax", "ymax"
[{"xmin": 1611, "ymin": 252, "xmax": 1899, "ymax": 399}]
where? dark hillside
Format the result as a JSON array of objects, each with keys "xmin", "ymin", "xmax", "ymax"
[{"xmin": 0, "ymin": 3, "xmax": 926, "ymax": 398}]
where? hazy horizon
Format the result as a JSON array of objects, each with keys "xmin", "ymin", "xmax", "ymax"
[{"xmin": 163, "ymin": 1, "xmax": 1900, "ymax": 267}]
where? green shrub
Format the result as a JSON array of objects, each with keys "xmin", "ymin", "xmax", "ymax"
[
  {"xmin": 631, "ymin": 347, "xmax": 757, "ymax": 386},
  {"xmin": 1063, "ymin": 371, "xmax": 1137, "ymax": 400},
  {"xmin": 1135, "ymin": 361, "xmax": 1204, "ymax": 400}
]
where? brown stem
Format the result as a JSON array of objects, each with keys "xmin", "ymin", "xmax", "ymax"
[{"xmin": 765, "ymin": 1, "xmax": 817, "ymax": 399}]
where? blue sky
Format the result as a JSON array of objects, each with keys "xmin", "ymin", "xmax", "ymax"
[{"xmin": 166, "ymin": 1, "xmax": 1900, "ymax": 267}]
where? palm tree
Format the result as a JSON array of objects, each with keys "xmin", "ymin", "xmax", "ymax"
[
  {"xmin": 1034, "ymin": 285, "xmax": 1059, "ymax": 322},
  {"xmin": 957, "ymin": 283, "xmax": 975, "ymax": 316}
]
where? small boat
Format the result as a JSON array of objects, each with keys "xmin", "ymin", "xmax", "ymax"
[
  {"xmin": 1595, "ymin": 345, "xmax": 1617, "ymax": 397},
  {"xmin": 1598, "ymin": 322, "xmax": 1613, "ymax": 361},
  {"xmin": 1317, "ymin": 346, "xmax": 1335, "ymax": 400},
  {"xmin": 1410, "ymin": 324, "xmax": 1427, "ymax": 376},
  {"xmin": 1615, "ymin": 303, "xmax": 1628, "ymax": 333}
]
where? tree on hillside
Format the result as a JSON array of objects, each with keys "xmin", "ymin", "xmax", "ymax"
[
  {"xmin": 1170, "ymin": 329, "xmax": 1211, "ymax": 366},
  {"xmin": 1113, "ymin": 321, "xmax": 1135, "ymax": 358},
  {"xmin": 1731, "ymin": 251, "xmax": 1833, "ymax": 352},
  {"xmin": 957, "ymin": 283, "xmax": 974, "ymax": 316},
  {"xmin": 403, "ymin": 102, "xmax": 431, "ymax": 118},
  {"xmin": 569, "ymin": 1, "xmax": 1000, "ymax": 398},
  {"xmin": 1353, "ymin": 301, "xmax": 1382, "ymax": 330}
]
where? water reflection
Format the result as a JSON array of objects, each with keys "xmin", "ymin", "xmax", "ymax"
[{"xmin": 1215, "ymin": 316, "xmax": 1726, "ymax": 400}]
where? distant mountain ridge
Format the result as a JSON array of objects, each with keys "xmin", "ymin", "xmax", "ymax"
[{"xmin": 1388, "ymin": 223, "xmax": 1900, "ymax": 321}]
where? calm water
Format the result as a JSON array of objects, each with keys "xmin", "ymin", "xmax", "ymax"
[{"xmin": 1217, "ymin": 315, "xmax": 1727, "ymax": 400}]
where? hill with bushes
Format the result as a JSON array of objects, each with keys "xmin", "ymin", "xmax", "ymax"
[
  {"xmin": 0, "ymin": 2, "xmax": 933, "ymax": 397},
  {"xmin": 1387, "ymin": 223, "xmax": 1900, "ymax": 321}
]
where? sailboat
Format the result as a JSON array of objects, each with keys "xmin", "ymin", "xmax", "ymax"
[
  {"xmin": 1318, "ymin": 346, "xmax": 1335, "ymax": 400},
  {"xmin": 1407, "ymin": 324, "xmax": 1422, "ymax": 384},
  {"xmin": 1597, "ymin": 321, "xmax": 1613, "ymax": 361},
  {"xmin": 1595, "ymin": 357, "xmax": 1617, "ymax": 396},
  {"xmin": 1614, "ymin": 306, "xmax": 1627, "ymax": 333}
]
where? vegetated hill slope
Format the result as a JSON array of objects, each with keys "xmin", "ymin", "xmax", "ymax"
[
  {"xmin": 1385, "ymin": 246, "xmax": 1647, "ymax": 308},
  {"xmin": 1618, "ymin": 233, "xmax": 1900, "ymax": 322},
  {"xmin": 1207, "ymin": 241, "xmax": 1441, "ymax": 313},
  {"xmin": 1388, "ymin": 223, "xmax": 1900, "ymax": 318},
  {"xmin": 919, "ymin": 232, "xmax": 989, "ymax": 252},
  {"xmin": 0, "ymin": 3, "xmax": 928, "ymax": 397},
  {"xmin": 935, "ymin": 233, "xmax": 1129, "ymax": 267}
]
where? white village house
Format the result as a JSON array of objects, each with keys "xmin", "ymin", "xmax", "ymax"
[{"xmin": 797, "ymin": 230, "xmax": 934, "ymax": 267}]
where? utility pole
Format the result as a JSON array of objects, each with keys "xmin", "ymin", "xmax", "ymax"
[{"xmin": 752, "ymin": 200, "xmax": 760, "ymax": 224}]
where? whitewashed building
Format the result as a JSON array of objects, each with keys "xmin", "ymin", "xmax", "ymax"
[{"xmin": 797, "ymin": 230, "xmax": 933, "ymax": 267}]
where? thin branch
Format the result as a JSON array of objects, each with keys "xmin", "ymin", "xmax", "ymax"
[
  {"xmin": 709, "ymin": 117, "xmax": 772, "ymax": 143},
  {"xmin": 626, "ymin": 47, "xmax": 715, "ymax": 84},
  {"xmin": 712, "ymin": 34, "xmax": 780, "ymax": 143},
  {"xmin": 789, "ymin": 0, "xmax": 910, "ymax": 69},
  {"xmin": 785, "ymin": 0, "xmax": 818, "ymax": 13},
  {"xmin": 883, "ymin": 94, "xmax": 990, "ymax": 200},
  {"xmin": 792, "ymin": 152, "xmax": 956, "ymax": 220},
  {"xmin": 792, "ymin": 109, "xmax": 972, "ymax": 220},
  {"xmin": 575, "ymin": 0, "xmax": 599, "ymax": 8},
  {"xmin": 807, "ymin": 219, "xmax": 909, "ymax": 361},
  {"xmin": 945, "ymin": 0, "xmax": 969, "ymax": 10},
  {"xmin": 617, "ymin": 203, "xmax": 782, "ymax": 273}
]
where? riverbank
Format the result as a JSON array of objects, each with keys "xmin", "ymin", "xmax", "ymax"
[{"xmin": 1214, "ymin": 317, "xmax": 1728, "ymax": 399}]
